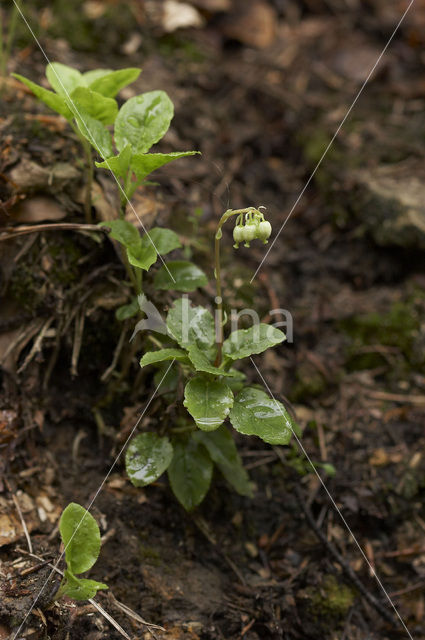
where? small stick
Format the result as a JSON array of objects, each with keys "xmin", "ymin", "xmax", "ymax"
[
  {"xmin": 0, "ymin": 222, "xmax": 104, "ymax": 241},
  {"xmin": 20, "ymin": 560, "xmax": 52, "ymax": 577},
  {"xmin": 5, "ymin": 479, "xmax": 33, "ymax": 553},
  {"xmin": 108, "ymin": 593, "xmax": 165, "ymax": 638},
  {"xmin": 294, "ymin": 485, "xmax": 397, "ymax": 625}
]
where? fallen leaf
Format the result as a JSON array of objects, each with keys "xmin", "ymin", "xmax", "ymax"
[
  {"xmin": 163, "ymin": 1, "xmax": 205, "ymax": 32},
  {"xmin": 219, "ymin": 0, "xmax": 277, "ymax": 49},
  {"xmin": 10, "ymin": 195, "xmax": 67, "ymax": 223}
]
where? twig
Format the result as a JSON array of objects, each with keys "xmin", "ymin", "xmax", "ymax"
[
  {"xmin": 71, "ymin": 309, "xmax": 85, "ymax": 376},
  {"xmin": 101, "ymin": 323, "xmax": 128, "ymax": 382},
  {"xmin": 364, "ymin": 389, "xmax": 425, "ymax": 405},
  {"xmin": 5, "ymin": 479, "xmax": 33, "ymax": 553},
  {"xmin": 294, "ymin": 485, "xmax": 397, "ymax": 625},
  {"xmin": 0, "ymin": 222, "xmax": 104, "ymax": 241},
  {"xmin": 20, "ymin": 560, "xmax": 52, "ymax": 576},
  {"xmin": 16, "ymin": 317, "xmax": 54, "ymax": 375},
  {"xmin": 108, "ymin": 592, "xmax": 165, "ymax": 638},
  {"xmin": 389, "ymin": 581, "xmax": 425, "ymax": 598}
]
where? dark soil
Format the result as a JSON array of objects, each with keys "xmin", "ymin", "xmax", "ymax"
[{"xmin": 1, "ymin": 2, "xmax": 425, "ymax": 639}]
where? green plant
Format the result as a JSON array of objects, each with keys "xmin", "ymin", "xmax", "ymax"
[
  {"xmin": 13, "ymin": 62, "xmax": 201, "ymax": 302},
  {"xmin": 125, "ymin": 208, "xmax": 299, "ymax": 510},
  {"xmin": 55, "ymin": 503, "xmax": 108, "ymax": 601},
  {"xmin": 13, "ymin": 62, "xmax": 141, "ymax": 222}
]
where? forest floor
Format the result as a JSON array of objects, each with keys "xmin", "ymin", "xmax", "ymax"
[{"xmin": 1, "ymin": 2, "xmax": 425, "ymax": 639}]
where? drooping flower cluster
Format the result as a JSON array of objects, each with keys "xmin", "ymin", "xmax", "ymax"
[{"xmin": 233, "ymin": 208, "xmax": 272, "ymax": 248}]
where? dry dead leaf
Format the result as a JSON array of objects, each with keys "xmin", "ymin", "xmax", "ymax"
[
  {"xmin": 220, "ymin": 0, "xmax": 277, "ymax": 49},
  {"xmin": 163, "ymin": 1, "xmax": 205, "ymax": 32},
  {"xmin": 11, "ymin": 195, "xmax": 67, "ymax": 223}
]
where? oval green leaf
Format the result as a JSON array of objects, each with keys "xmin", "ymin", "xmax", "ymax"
[
  {"xmin": 223, "ymin": 324, "xmax": 285, "ymax": 361},
  {"xmin": 59, "ymin": 503, "xmax": 102, "ymax": 575},
  {"xmin": 193, "ymin": 426, "xmax": 253, "ymax": 497},
  {"xmin": 166, "ymin": 298, "xmax": 215, "ymax": 349},
  {"xmin": 88, "ymin": 67, "xmax": 141, "ymax": 98},
  {"xmin": 99, "ymin": 219, "xmax": 140, "ymax": 250},
  {"xmin": 12, "ymin": 74, "xmax": 73, "ymax": 120},
  {"xmin": 167, "ymin": 438, "xmax": 213, "ymax": 511},
  {"xmin": 115, "ymin": 90, "xmax": 174, "ymax": 154},
  {"xmin": 184, "ymin": 376, "xmax": 233, "ymax": 431},
  {"xmin": 61, "ymin": 570, "xmax": 108, "ymax": 600},
  {"xmin": 187, "ymin": 345, "xmax": 235, "ymax": 377},
  {"xmin": 46, "ymin": 62, "xmax": 83, "ymax": 96},
  {"xmin": 130, "ymin": 151, "xmax": 200, "ymax": 181},
  {"xmin": 116, "ymin": 297, "xmax": 139, "ymax": 321},
  {"xmin": 126, "ymin": 243, "xmax": 157, "ymax": 271},
  {"xmin": 154, "ymin": 261, "xmax": 208, "ymax": 292},
  {"xmin": 229, "ymin": 387, "xmax": 294, "ymax": 445},
  {"xmin": 70, "ymin": 87, "xmax": 118, "ymax": 125},
  {"xmin": 140, "ymin": 348, "xmax": 189, "ymax": 367},
  {"xmin": 141, "ymin": 227, "xmax": 181, "ymax": 255},
  {"xmin": 95, "ymin": 144, "xmax": 132, "ymax": 180},
  {"xmin": 126, "ymin": 433, "xmax": 173, "ymax": 487},
  {"xmin": 74, "ymin": 111, "xmax": 113, "ymax": 159}
]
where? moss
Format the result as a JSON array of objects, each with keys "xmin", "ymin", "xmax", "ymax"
[
  {"xmin": 340, "ymin": 299, "xmax": 425, "ymax": 373},
  {"xmin": 305, "ymin": 574, "xmax": 356, "ymax": 623},
  {"xmin": 158, "ymin": 34, "xmax": 206, "ymax": 63},
  {"xmin": 138, "ymin": 543, "xmax": 162, "ymax": 566}
]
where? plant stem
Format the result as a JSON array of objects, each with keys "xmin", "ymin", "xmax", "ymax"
[
  {"xmin": 82, "ymin": 138, "xmax": 94, "ymax": 224},
  {"xmin": 214, "ymin": 207, "xmax": 255, "ymax": 366},
  {"xmin": 71, "ymin": 123, "xmax": 94, "ymax": 224}
]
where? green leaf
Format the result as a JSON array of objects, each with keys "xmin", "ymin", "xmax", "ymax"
[
  {"xmin": 99, "ymin": 219, "xmax": 140, "ymax": 250},
  {"xmin": 229, "ymin": 387, "xmax": 294, "ymax": 445},
  {"xmin": 115, "ymin": 297, "xmax": 139, "ymax": 321},
  {"xmin": 130, "ymin": 151, "xmax": 200, "ymax": 181},
  {"xmin": 88, "ymin": 67, "xmax": 141, "ymax": 98},
  {"xmin": 193, "ymin": 426, "xmax": 253, "ymax": 497},
  {"xmin": 140, "ymin": 348, "xmax": 189, "ymax": 367},
  {"xmin": 154, "ymin": 260, "xmax": 208, "ymax": 292},
  {"xmin": 166, "ymin": 298, "xmax": 215, "ymax": 349},
  {"xmin": 114, "ymin": 90, "xmax": 174, "ymax": 154},
  {"xmin": 69, "ymin": 87, "xmax": 118, "ymax": 125},
  {"xmin": 154, "ymin": 362, "xmax": 179, "ymax": 395},
  {"xmin": 126, "ymin": 433, "xmax": 173, "ymax": 487},
  {"xmin": 61, "ymin": 570, "xmax": 108, "ymax": 600},
  {"xmin": 141, "ymin": 227, "xmax": 181, "ymax": 255},
  {"xmin": 46, "ymin": 62, "xmax": 83, "ymax": 96},
  {"xmin": 126, "ymin": 243, "xmax": 157, "ymax": 271},
  {"xmin": 167, "ymin": 438, "xmax": 213, "ymax": 510},
  {"xmin": 95, "ymin": 144, "xmax": 132, "ymax": 180},
  {"xmin": 59, "ymin": 503, "xmax": 102, "ymax": 575},
  {"xmin": 187, "ymin": 345, "xmax": 235, "ymax": 377},
  {"xmin": 12, "ymin": 74, "xmax": 73, "ymax": 120},
  {"xmin": 184, "ymin": 376, "xmax": 233, "ymax": 431},
  {"xmin": 223, "ymin": 324, "xmax": 285, "ymax": 361},
  {"xmin": 74, "ymin": 111, "xmax": 113, "ymax": 159},
  {"xmin": 82, "ymin": 69, "xmax": 113, "ymax": 85},
  {"xmin": 226, "ymin": 369, "xmax": 247, "ymax": 393}
]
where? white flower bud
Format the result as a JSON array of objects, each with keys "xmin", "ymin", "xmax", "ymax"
[
  {"xmin": 233, "ymin": 225, "xmax": 244, "ymax": 248},
  {"xmin": 243, "ymin": 223, "xmax": 257, "ymax": 243},
  {"xmin": 257, "ymin": 220, "xmax": 272, "ymax": 243}
]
